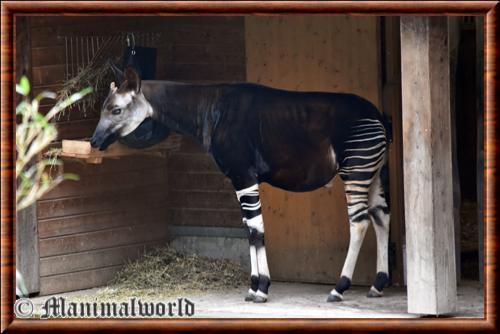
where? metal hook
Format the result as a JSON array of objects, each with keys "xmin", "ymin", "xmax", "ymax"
[{"xmin": 126, "ymin": 33, "xmax": 136, "ymax": 50}]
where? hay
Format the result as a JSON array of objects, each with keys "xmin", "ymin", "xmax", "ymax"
[
  {"xmin": 57, "ymin": 35, "xmax": 123, "ymax": 120},
  {"xmin": 91, "ymin": 245, "xmax": 248, "ymax": 301}
]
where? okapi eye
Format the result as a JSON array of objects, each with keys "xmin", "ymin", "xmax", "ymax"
[{"xmin": 112, "ymin": 108, "xmax": 122, "ymax": 115}]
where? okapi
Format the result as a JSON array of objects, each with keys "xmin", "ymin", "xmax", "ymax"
[{"xmin": 91, "ymin": 67, "xmax": 392, "ymax": 303}]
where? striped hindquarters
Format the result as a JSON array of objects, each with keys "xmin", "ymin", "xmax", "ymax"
[{"xmin": 339, "ymin": 118, "xmax": 388, "ymax": 223}]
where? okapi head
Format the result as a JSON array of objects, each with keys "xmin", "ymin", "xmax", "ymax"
[{"xmin": 90, "ymin": 67, "xmax": 154, "ymax": 150}]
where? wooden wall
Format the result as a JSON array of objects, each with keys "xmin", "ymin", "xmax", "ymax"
[
  {"xmin": 164, "ymin": 18, "xmax": 245, "ymax": 229},
  {"xmin": 245, "ymin": 16, "xmax": 381, "ymax": 285},
  {"xmin": 30, "ymin": 16, "xmax": 246, "ymax": 295}
]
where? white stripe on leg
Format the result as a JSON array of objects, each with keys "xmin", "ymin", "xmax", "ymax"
[
  {"xmin": 373, "ymin": 214, "xmax": 389, "ymax": 274},
  {"xmin": 256, "ymin": 243, "xmax": 270, "ymax": 278},
  {"xmin": 249, "ymin": 244, "xmax": 258, "ymax": 277},
  {"xmin": 340, "ymin": 220, "xmax": 370, "ymax": 279},
  {"xmin": 368, "ymin": 176, "xmax": 390, "ymax": 275},
  {"xmin": 246, "ymin": 214, "xmax": 264, "ymax": 234}
]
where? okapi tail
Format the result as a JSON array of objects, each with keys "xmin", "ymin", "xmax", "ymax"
[
  {"xmin": 380, "ymin": 112, "xmax": 392, "ymax": 209},
  {"xmin": 382, "ymin": 112, "xmax": 393, "ymax": 144},
  {"xmin": 380, "ymin": 159, "xmax": 391, "ymax": 210}
]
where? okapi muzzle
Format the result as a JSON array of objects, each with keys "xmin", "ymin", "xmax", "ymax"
[{"xmin": 90, "ymin": 118, "xmax": 118, "ymax": 151}]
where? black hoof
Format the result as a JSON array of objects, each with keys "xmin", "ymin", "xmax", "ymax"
[
  {"xmin": 367, "ymin": 287, "xmax": 383, "ymax": 298},
  {"xmin": 327, "ymin": 293, "xmax": 343, "ymax": 302},
  {"xmin": 245, "ymin": 292, "xmax": 256, "ymax": 302},
  {"xmin": 253, "ymin": 295, "xmax": 267, "ymax": 303}
]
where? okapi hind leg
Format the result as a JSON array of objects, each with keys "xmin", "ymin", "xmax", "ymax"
[
  {"xmin": 235, "ymin": 184, "xmax": 271, "ymax": 303},
  {"xmin": 327, "ymin": 117, "xmax": 389, "ymax": 302},
  {"xmin": 327, "ymin": 175, "xmax": 372, "ymax": 302},
  {"xmin": 328, "ymin": 216, "xmax": 371, "ymax": 302},
  {"xmin": 366, "ymin": 171, "xmax": 391, "ymax": 298}
]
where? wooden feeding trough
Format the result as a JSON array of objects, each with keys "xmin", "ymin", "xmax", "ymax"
[{"xmin": 58, "ymin": 134, "xmax": 182, "ymax": 164}]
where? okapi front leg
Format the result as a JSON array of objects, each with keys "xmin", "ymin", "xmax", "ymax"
[{"xmin": 236, "ymin": 184, "xmax": 271, "ymax": 303}]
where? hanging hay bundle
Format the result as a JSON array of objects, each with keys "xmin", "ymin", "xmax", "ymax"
[{"xmin": 56, "ymin": 35, "xmax": 123, "ymax": 120}]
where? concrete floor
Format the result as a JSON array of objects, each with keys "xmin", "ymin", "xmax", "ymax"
[
  {"xmin": 186, "ymin": 281, "xmax": 483, "ymax": 318},
  {"xmin": 28, "ymin": 280, "xmax": 483, "ymax": 318}
]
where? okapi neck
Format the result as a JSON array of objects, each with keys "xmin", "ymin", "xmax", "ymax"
[{"xmin": 141, "ymin": 81, "xmax": 222, "ymax": 151}]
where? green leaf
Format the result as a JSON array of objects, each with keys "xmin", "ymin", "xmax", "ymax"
[
  {"xmin": 63, "ymin": 173, "xmax": 80, "ymax": 181},
  {"xmin": 16, "ymin": 76, "xmax": 30, "ymax": 96}
]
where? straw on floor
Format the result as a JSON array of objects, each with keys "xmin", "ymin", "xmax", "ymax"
[{"xmin": 83, "ymin": 245, "xmax": 248, "ymax": 301}]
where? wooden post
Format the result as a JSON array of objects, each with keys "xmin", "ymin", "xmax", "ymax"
[
  {"xmin": 448, "ymin": 17, "xmax": 462, "ymax": 283},
  {"xmin": 380, "ymin": 17, "xmax": 405, "ymax": 286},
  {"xmin": 15, "ymin": 16, "xmax": 40, "ymax": 295},
  {"xmin": 400, "ymin": 17, "xmax": 457, "ymax": 315}
]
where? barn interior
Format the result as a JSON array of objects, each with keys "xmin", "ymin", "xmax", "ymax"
[{"xmin": 15, "ymin": 16, "xmax": 483, "ymax": 314}]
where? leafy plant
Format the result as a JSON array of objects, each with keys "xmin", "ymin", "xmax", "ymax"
[{"xmin": 15, "ymin": 76, "xmax": 92, "ymax": 211}]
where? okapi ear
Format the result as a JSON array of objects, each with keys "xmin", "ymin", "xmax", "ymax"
[
  {"xmin": 108, "ymin": 60, "xmax": 125, "ymax": 84},
  {"xmin": 124, "ymin": 66, "xmax": 141, "ymax": 94},
  {"xmin": 110, "ymin": 82, "xmax": 117, "ymax": 93}
]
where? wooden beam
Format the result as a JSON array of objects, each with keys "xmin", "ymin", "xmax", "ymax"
[
  {"xmin": 380, "ymin": 16, "xmax": 405, "ymax": 286},
  {"xmin": 448, "ymin": 17, "xmax": 462, "ymax": 283},
  {"xmin": 400, "ymin": 17, "xmax": 457, "ymax": 315},
  {"xmin": 15, "ymin": 208, "xmax": 39, "ymax": 294},
  {"xmin": 56, "ymin": 135, "xmax": 182, "ymax": 164},
  {"xmin": 15, "ymin": 16, "xmax": 40, "ymax": 295}
]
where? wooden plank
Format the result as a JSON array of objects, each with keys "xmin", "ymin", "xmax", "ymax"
[
  {"xmin": 57, "ymin": 154, "xmax": 168, "ymax": 177},
  {"xmin": 62, "ymin": 139, "xmax": 92, "ymax": 155},
  {"xmin": 53, "ymin": 107, "xmax": 100, "ymax": 123},
  {"xmin": 167, "ymin": 63, "xmax": 245, "ymax": 81},
  {"xmin": 245, "ymin": 16, "xmax": 381, "ymax": 284},
  {"xmin": 169, "ymin": 190, "xmax": 239, "ymax": 210},
  {"xmin": 55, "ymin": 119, "xmax": 99, "ymax": 140},
  {"xmin": 39, "ymin": 265, "xmax": 123, "ymax": 295},
  {"xmin": 40, "ymin": 241, "xmax": 164, "ymax": 276},
  {"xmin": 177, "ymin": 136, "xmax": 205, "ymax": 153},
  {"xmin": 39, "ymin": 207, "xmax": 167, "ymax": 239},
  {"xmin": 172, "ymin": 25, "xmax": 244, "ymax": 45},
  {"xmin": 31, "ymin": 65, "xmax": 65, "ymax": 86},
  {"xmin": 400, "ymin": 16, "xmax": 457, "ymax": 315},
  {"xmin": 31, "ymin": 46, "xmax": 65, "ymax": 67},
  {"xmin": 171, "ymin": 43, "xmax": 245, "ymax": 65},
  {"xmin": 30, "ymin": 26, "xmax": 64, "ymax": 48},
  {"xmin": 39, "ymin": 222, "xmax": 169, "ymax": 257},
  {"xmin": 42, "ymin": 167, "xmax": 167, "ymax": 200},
  {"xmin": 170, "ymin": 16, "xmax": 243, "ymax": 28},
  {"xmin": 37, "ymin": 187, "xmax": 167, "ymax": 220},
  {"xmin": 168, "ymin": 172, "xmax": 232, "ymax": 192},
  {"xmin": 168, "ymin": 153, "xmax": 220, "ymax": 173},
  {"xmin": 58, "ymin": 137, "xmax": 180, "ymax": 163},
  {"xmin": 167, "ymin": 208, "xmax": 242, "ymax": 228}
]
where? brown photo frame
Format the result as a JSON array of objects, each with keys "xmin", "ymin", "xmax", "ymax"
[{"xmin": 1, "ymin": 1, "xmax": 498, "ymax": 332}]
